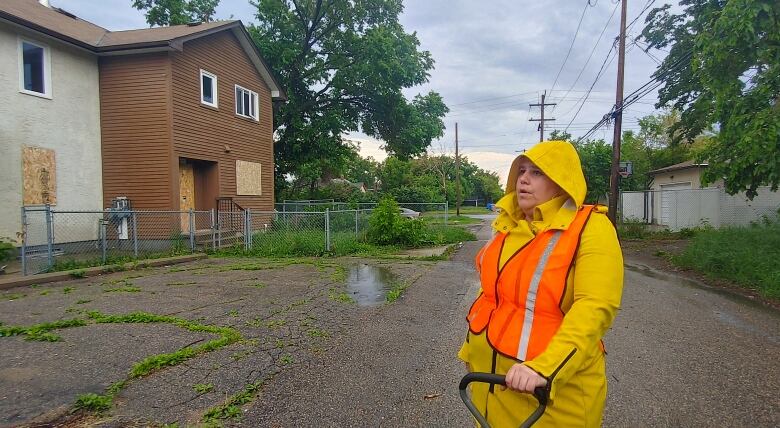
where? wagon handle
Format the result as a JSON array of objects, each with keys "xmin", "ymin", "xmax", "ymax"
[{"xmin": 458, "ymin": 372, "xmax": 548, "ymax": 428}]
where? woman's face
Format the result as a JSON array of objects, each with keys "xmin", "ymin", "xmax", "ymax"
[{"xmin": 515, "ymin": 157, "xmax": 563, "ymax": 219}]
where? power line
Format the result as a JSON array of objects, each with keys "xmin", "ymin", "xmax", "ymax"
[
  {"xmin": 577, "ymin": 49, "xmax": 693, "ymax": 141},
  {"xmin": 447, "ymin": 91, "xmax": 539, "ymax": 108},
  {"xmin": 563, "ymin": 41, "xmax": 618, "ymax": 130},
  {"xmin": 554, "ymin": 0, "xmax": 621, "ymax": 109},
  {"xmin": 550, "ymin": 1, "xmax": 593, "ymax": 95}
]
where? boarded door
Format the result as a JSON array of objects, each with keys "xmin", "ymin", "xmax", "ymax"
[{"xmin": 179, "ymin": 162, "xmax": 195, "ymax": 232}]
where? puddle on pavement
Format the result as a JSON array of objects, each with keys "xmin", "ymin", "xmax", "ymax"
[{"xmin": 346, "ymin": 263, "xmax": 396, "ymax": 306}]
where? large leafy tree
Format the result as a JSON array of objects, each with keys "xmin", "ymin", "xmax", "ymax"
[
  {"xmin": 248, "ymin": 0, "xmax": 448, "ymax": 194},
  {"xmin": 132, "ymin": 0, "xmax": 219, "ymax": 26},
  {"xmin": 619, "ymin": 110, "xmax": 696, "ymax": 190},
  {"xmin": 641, "ymin": 0, "xmax": 780, "ymax": 198},
  {"xmin": 573, "ymin": 139, "xmax": 613, "ymax": 204}
]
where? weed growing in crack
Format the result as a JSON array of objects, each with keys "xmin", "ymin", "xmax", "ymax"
[
  {"xmin": 193, "ymin": 383, "xmax": 214, "ymax": 394},
  {"xmin": 75, "ymin": 299, "xmax": 92, "ymax": 305},
  {"xmin": 279, "ymin": 354, "xmax": 293, "ymax": 365},
  {"xmin": 307, "ymin": 328, "xmax": 330, "ymax": 338},
  {"xmin": 63, "ymin": 287, "xmax": 75, "ymax": 294},
  {"xmin": 202, "ymin": 382, "xmax": 263, "ymax": 423}
]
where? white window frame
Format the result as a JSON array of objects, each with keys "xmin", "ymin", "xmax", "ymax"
[
  {"xmin": 200, "ymin": 69, "xmax": 218, "ymax": 108},
  {"xmin": 235, "ymin": 85, "xmax": 259, "ymax": 121},
  {"xmin": 18, "ymin": 37, "xmax": 52, "ymax": 99}
]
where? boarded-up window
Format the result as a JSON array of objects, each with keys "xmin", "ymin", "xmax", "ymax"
[
  {"xmin": 23, "ymin": 146, "xmax": 57, "ymax": 205},
  {"xmin": 236, "ymin": 160, "xmax": 262, "ymax": 196}
]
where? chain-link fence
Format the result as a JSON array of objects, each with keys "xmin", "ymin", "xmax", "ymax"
[
  {"xmin": 21, "ymin": 206, "xmax": 218, "ymax": 275},
  {"xmin": 620, "ymin": 187, "xmax": 780, "ymax": 231},
  {"xmin": 22, "ymin": 204, "xmax": 433, "ymax": 274}
]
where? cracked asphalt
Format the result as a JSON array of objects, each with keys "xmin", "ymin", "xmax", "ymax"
[{"xmin": 0, "ymin": 219, "xmax": 778, "ymax": 427}]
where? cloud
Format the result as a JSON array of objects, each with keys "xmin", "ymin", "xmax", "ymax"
[{"xmin": 55, "ymin": 0, "xmax": 668, "ymax": 180}]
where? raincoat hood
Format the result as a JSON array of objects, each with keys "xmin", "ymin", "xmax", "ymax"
[
  {"xmin": 507, "ymin": 140, "xmax": 586, "ymax": 206},
  {"xmin": 493, "ymin": 140, "xmax": 587, "ymax": 228}
]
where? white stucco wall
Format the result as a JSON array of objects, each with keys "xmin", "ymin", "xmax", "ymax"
[{"xmin": 0, "ymin": 22, "xmax": 103, "ymax": 244}]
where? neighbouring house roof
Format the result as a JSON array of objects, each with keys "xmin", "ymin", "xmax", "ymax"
[
  {"xmin": 1, "ymin": 0, "xmax": 286, "ymax": 100},
  {"xmin": 648, "ymin": 160, "xmax": 708, "ymax": 176}
]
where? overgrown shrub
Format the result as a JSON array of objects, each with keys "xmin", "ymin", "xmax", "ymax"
[
  {"xmin": 0, "ymin": 238, "xmax": 15, "ymax": 263},
  {"xmin": 367, "ymin": 196, "xmax": 426, "ymax": 246}
]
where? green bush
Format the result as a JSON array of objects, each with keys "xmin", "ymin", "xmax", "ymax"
[
  {"xmin": 0, "ymin": 238, "xmax": 14, "ymax": 263},
  {"xmin": 367, "ymin": 196, "xmax": 426, "ymax": 246}
]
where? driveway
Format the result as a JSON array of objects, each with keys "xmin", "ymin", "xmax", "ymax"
[{"xmin": 1, "ymin": 219, "xmax": 778, "ymax": 427}]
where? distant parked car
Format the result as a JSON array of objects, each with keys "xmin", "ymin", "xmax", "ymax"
[{"xmin": 399, "ymin": 208, "xmax": 421, "ymax": 219}]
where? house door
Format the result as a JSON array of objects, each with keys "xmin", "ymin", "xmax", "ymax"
[{"xmin": 179, "ymin": 162, "xmax": 195, "ymax": 232}]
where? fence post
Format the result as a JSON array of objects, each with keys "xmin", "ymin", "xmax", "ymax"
[
  {"xmin": 100, "ymin": 220, "xmax": 107, "ymax": 264},
  {"xmin": 20, "ymin": 207, "xmax": 27, "ymax": 276},
  {"xmin": 132, "ymin": 212, "xmax": 138, "ymax": 258},
  {"xmin": 325, "ymin": 208, "xmax": 331, "ymax": 252},
  {"xmin": 210, "ymin": 209, "xmax": 216, "ymax": 250},
  {"xmin": 45, "ymin": 204, "xmax": 53, "ymax": 271},
  {"xmin": 444, "ymin": 203, "xmax": 448, "ymax": 225},
  {"xmin": 245, "ymin": 209, "xmax": 251, "ymax": 251},
  {"xmin": 188, "ymin": 209, "xmax": 195, "ymax": 252},
  {"xmin": 355, "ymin": 209, "xmax": 359, "ymax": 234}
]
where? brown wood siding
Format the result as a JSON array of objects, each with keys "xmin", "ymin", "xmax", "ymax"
[
  {"xmin": 171, "ymin": 31, "xmax": 275, "ymax": 212},
  {"xmin": 100, "ymin": 53, "xmax": 173, "ymax": 210}
]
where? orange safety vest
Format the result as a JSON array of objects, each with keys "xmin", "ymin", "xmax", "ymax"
[{"xmin": 467, "ymin": 205, "xmax": 595, "ymax": 361}]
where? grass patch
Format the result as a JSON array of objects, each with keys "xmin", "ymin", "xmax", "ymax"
[
  {"xmin": 386, "ymin": 280, "xmax": 411, "ymax": 303},
  {"xmin": 69, "ymin": 270, "xmax": 87, "ymax": 279},
  {"xmin": 422, "ymin": 215, "xmax": 482, "ymax": 226},
  {"xmin": 3, "ymin": 293, "xmax": 26, "ymax": 301},
  {"xmin": 73, "ymin": 392, "xmax": 112, "ymax": 413},
  {"xmin": 84, "ymin": 311, "xmax": 242, "ymax": 378},
  {"xmin": 328, "ymin": 288, "xmax": 355, "ymax": 304},
  {"xmin": 75, "ymin": 299, "xmax": 92, "ymax": 305},
  {"xmin": 202, "ymin": 382, "xmax": 263, "ymax": 423},
  {"xmin": 103, "ymin": 286, "xmax": 142, "ymax": 293},
  {"xmin": 0, "ymin": 318, "xmax": 87, "ymax": 341},
  {"xmin": 166, "ymin": 281, "xmax": 197, "ymax": 286},
  {"xmin": 672, "ymin": 219, "xmax": 780, "ymax": 299},
  {"xmin": 63, "ymin": 287, "xmax": 75, "ymax": 294},
  {"xmin": 194, "ymin": 383, "xmax": 214, "ymax": 394},
  {"xmin": 306, "ymin": 328, "xmax": 329, "ymax": 338}
]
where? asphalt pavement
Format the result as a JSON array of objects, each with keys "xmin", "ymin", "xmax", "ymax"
[{"xmin": 1, "ymin": 217, "xmax": 777, "ymax": 427}]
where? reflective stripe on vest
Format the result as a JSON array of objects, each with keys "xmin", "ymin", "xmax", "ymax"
[{"xmin": 466, "ymin": 205, "xmax": 594, "ymax": 361}]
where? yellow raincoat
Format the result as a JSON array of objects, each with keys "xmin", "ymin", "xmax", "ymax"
[{"xmin": 459, "ymin": 140, "xmax": 624, "ymax": 427}]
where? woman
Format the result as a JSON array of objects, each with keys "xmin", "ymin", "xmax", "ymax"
[{"xmin": 459, "ymin": 140, "xmax": 624, "ymax": 427}]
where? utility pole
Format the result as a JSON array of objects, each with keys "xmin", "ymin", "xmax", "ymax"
[
  {"xmin": 455, "ymin": 122, "xmax": 461, "ymax": 216},
  {"xmin": 608, "ymin": 0, "xmax": 628, "ymax": 225},
  {"xmin": 529, "ymin": 90, "xmax": 557, "ymax": 142}
]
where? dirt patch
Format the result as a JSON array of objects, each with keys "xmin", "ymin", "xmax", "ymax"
[{"xmin": 621, "ymin": 239, "xmax": 779, "ymax": 311}]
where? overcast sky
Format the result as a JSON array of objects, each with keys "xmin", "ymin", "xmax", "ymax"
[{"xmin": 53, "ymin": 0, "xmax": 669, "ymax": 185}]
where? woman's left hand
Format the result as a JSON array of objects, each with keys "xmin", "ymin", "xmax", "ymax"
[{"xmin": 504, "ymin": 363, "xmax": 548, "ymax": 393}]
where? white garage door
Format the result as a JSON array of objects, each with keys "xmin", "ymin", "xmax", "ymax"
[{"xmin": 660, "ymin": 182, "xmax": 692, "ymax": 226}]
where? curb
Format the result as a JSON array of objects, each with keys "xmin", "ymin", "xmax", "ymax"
[{"xmin": 0, "ymin": 254, "xmax": 208, "ymax": 291}]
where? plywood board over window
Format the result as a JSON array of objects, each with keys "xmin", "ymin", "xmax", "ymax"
[
  {"xmin": 23, "ymin": 146, "xmax": 57, "ymax": 205},
  {"xmin": 236, "ymin": 160, "xmax": 262, "ymax": 196}
]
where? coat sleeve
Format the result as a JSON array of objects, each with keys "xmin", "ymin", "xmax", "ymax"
[{"xmin": 523, "ymin": 212, "xmax": 624, "ymax": 401}]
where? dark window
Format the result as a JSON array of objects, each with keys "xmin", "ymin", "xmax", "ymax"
[
  {"xmin": 22, "ymin": 42, "xmax": 45, "ymax": 94},
  {"xmin": 202, "ymin": 74, "xmax": 213, "ymax": 104}
]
